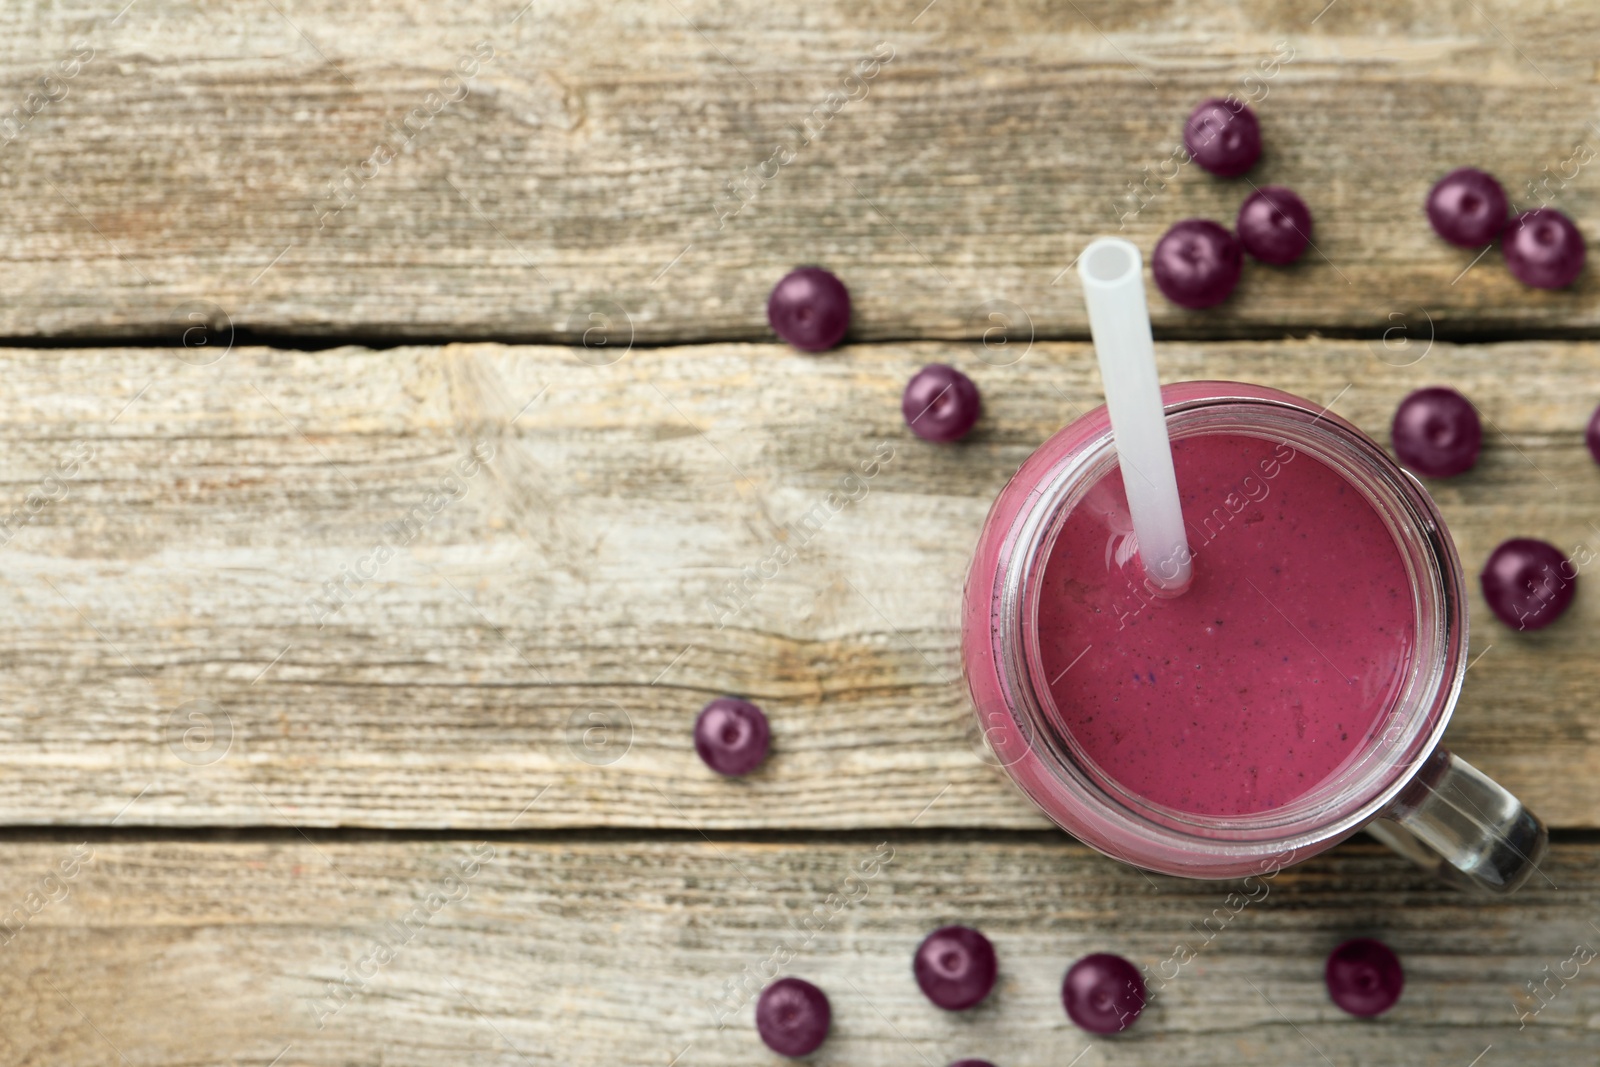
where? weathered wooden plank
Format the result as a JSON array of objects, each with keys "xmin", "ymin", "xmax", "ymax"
[
  {"xmin": 0, "ymin": 834, "xmax": 1594, "ymax": 1065},
  {"xmin": 0, "ymin": 339, "xmax": 1594, "ymax": 830},
  {"xmin": 0, "ymin": 2, "xmax": 1598, "ymax": 339}
]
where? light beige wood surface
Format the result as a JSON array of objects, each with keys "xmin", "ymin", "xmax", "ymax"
[
  {"xmin": 1, "ymin": 339, "xmax": 1595, "ymax": 830},
  {"xmin": 0, "ymin": 835, "xmax": 1593, "ymax": 1065},
  {"xmin": 0, "ymin": 1, "xmax": 1598, "ymax": 340}
]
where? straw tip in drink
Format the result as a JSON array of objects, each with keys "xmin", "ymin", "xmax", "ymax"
[
  {"xmin": 1134, "ymin": 540, "xmax": 1192, "ymax": 598},
  {"xmin": 1144, "ymin": 565, "xmax": 1193, "ymax": 599}
]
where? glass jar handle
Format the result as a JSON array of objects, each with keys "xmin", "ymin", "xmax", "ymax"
[{"xmin": 1366, "ymin": 747, "xmax": 1549, "ymax": 894}]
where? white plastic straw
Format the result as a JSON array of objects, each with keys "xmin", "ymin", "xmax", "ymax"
[{"xmin": 1078, "ymin": 237, "xmax": 1192, "ymax": 595}]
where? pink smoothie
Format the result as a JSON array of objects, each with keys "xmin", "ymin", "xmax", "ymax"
[{"xmin": 1035, "ymin": 432, "xmax": 1416, "ymax": 817}]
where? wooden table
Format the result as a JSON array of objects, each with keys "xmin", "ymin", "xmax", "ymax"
[{"xmin": 2, "ymin": 2, "xmax": 1598, "ymax": 1063}]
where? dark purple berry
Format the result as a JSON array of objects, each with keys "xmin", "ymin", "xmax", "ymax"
[
  {"xmin": 1480, "ymin": 538, "xmax": 1577, "ymax": 631},
  {"xmin": 913, "ymin": 926, "xmax": 998, "ymax": 1011},
  {"xmin": 1236, "ymin": 186, "xmax": 1312, "ymax": 265},
  {"xmin": 1152, "ymin": 220, "xmax": 1243, "ymax": 309},
  {"xmin": 1503, "ymin": 209, "xmax": 1586, "ymax": 289},
  {"xmin": 1426, "ymin": 168, "xmax": 1508, "ymax": 247},
  {"xmin": 903, "ymin": 364, "xmax": 981, "ymax": 442},
  {"xmin": 1586, "ymin": 401, "xmax": 1600, "ymax": 467},
  {"xmin": 1183, "ymin": 98, "xmax": 1261, "ymax": 178},
  {"xmin": 948, "ymin": 1061, "xmax": 997, "ymax": 1067},
  {"xmin": 694, "ymin": 698, "xmax": 770, "ymax": 776},
  {"xmin": 768, "ymin": 267, "xmax": 851, "ymax": 351},
  {"xmin": 1390, "ymin": 387, "xmax": 1481, "ymax": 478},
  {"xmin": 1062, "ymin": 953, "xmax": 1145, "ymax": 1033},
  {"xmin": 1325, "ymin": 938, "xmax": 1404, "ymax": 1017},
  {"xmin": 757, "ymin": 977, "xmax": 830, "ymax": 1057}
]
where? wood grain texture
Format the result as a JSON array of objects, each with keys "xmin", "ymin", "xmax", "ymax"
[
  {"xmin": 0, "ymin": 338, "xmax": 1595, "ymax": 830},
  {"xmin": 0, "ymin": 834, "xmax": 1595, "ymax": 1065},
  {"xmin": 0, "ymin": 1, "xmax": 1598, "ymax": 340}
]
